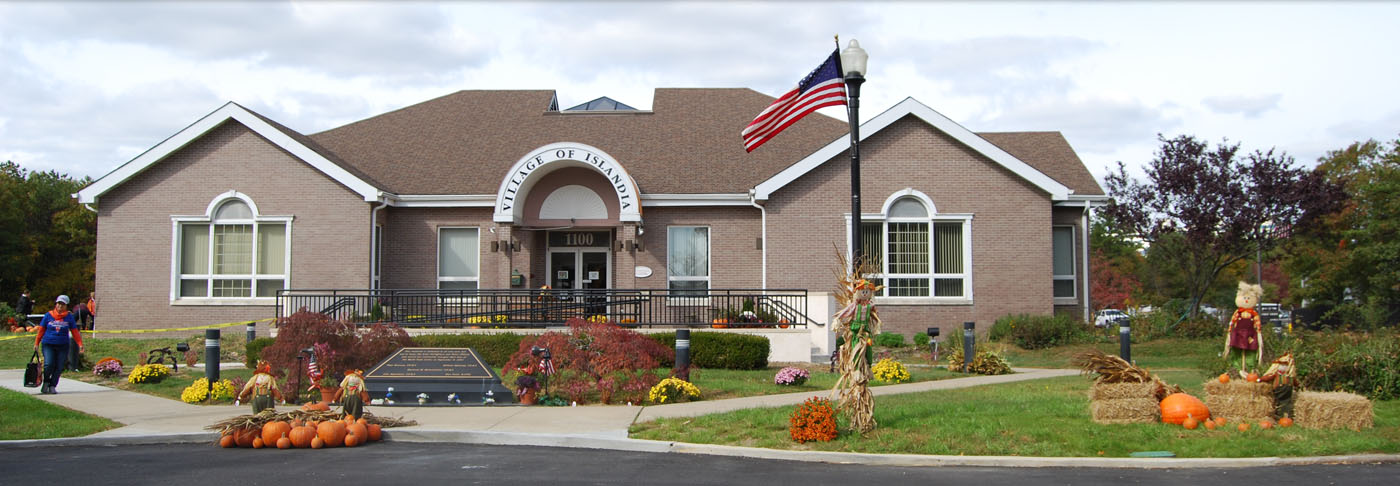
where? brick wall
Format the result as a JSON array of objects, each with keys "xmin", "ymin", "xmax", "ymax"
[
  {"xmin": 96, "ymin": 121, "xmax": 371, "ymax": 332},
  {"xmin": 764, "ymin": 117, "xmax": 1056, "ymax": 337}
]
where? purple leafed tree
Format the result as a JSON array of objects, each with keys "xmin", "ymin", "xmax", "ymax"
[{"xmin": 1102, "ymin": 135, "xmax": 1342, "ymax": 316}]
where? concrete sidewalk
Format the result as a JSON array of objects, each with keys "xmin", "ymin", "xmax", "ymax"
[{"xmin": 2, "ymin": 367, "xmax": 1395, "ymax": 468}]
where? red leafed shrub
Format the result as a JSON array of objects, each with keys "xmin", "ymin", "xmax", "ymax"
[
  {"xmin": 789, "ymin": 397, "xmax": 838, "ymax": 443},
  {"xmin": 505, "ymin": 318, "xmax": 672, "ymax": 404},
  {"xmin": 260, "ymin": 311, "xmax": 413, "ymax": 385}
]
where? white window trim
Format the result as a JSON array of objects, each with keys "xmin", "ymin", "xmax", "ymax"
[
  {"xmin": 1053, "ymin": 225, "xmax": 1077, "ymax": 302},
  {"xmin": 169, "ymin": 191, "xmax": 292, "ymax": 305},
  {"xmin": 667, "ymin": 225, "xmax": 711, "ymax": 305},
  {"xmin": 437, "ymin": 226, "xmax": 481, "ymax": 290},
  {"xmin": 847, "ymin": 190, "xmax": 973, "ymax": 304}
]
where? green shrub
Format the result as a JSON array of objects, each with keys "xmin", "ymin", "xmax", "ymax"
[
  {"xmin": 244, "ymin": 337, "xmax": 276, "ymax": 368},
  {"xmin": 649, "ymin": 331, "xmax": 769, "ymax": 370},
  {"xmin": 873, "ymin": 332, "xmax": 905, "ymax": 348},
  {"xmin": 912, "ymin": 332, "xmax": 930, "ymax": 347},
  {"xmin": 988, "ymin": 314, "xmax": 1089, "ymax": 349},
  {"xmin": 412, "ymin": 333, "xmax": 527, "ymax": 368},
  {"xmin": 1281, "ymin": 330, "xmax": 1400, "ymax": 400}
]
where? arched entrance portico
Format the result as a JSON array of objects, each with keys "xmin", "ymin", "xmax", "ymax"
[{"xmin": 493, "ymin": 142, "xmax": 641, "ymax": 224}]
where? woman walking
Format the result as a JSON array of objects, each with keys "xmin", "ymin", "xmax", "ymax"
[{"xmin": 32, "ymin": 295, "xmax": 83, "ymax": 394}]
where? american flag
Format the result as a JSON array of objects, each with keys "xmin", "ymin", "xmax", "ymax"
[
  {"xmin": 539, "ymin": 358, "xmax": 555, "ymax": 376},
  {"xmin": 307, "ymin": 357, "xmax": 322, "ymax": 381},
  {"xmin": 741, "ymin": 50, "xmax": 848, "ymax": 152}
]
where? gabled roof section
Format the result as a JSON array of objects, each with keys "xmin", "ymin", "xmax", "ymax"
[
  {"xmin": 980, "ymin": 131, "xmax": 1104, "ymax": 196},
  {"xmin": 754, "ymin": 97, "xmax": 1074, "ymax": 201},
  {"xmin": 76, "ymin": 102, "xmax": 382, "ymax": 204}
]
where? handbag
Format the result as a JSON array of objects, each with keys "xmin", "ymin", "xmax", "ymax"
[{"xmin": 24, "ymin": 350, "xmax": 41, "ymax": 388}]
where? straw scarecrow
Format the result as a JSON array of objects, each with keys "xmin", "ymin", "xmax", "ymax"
[
  {"xmin": 831, "ymin": 257, "xmax": 882, "ymax": 433},
  {"xmin": 236, "ymin": 360, "xmax": 284, "ymax": 413},
  {"xmin": 1224, "ymin": 281, "xmax": 1265, "ymax": 370},
  {"xmin": 334, "ymin": 369, "xmax": 370, "ymax": 419}
]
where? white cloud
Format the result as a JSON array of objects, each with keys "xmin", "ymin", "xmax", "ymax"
[{"xmin": 1203, "ymin": 94, "xmax": 1283, "ymax": 118}]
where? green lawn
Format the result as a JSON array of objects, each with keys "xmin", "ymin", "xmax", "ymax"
[
  {"xmin": 631, "ymin": 370, "xmax": 1400, "ymax": 458},
  {"xmin": 0, "ymin": 387, "xmax": 121, "ymax": 440}
]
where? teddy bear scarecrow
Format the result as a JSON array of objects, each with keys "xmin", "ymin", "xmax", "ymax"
[
  {"xmin": 333, "ymin": 369, "xmax": 371, "ymax": 419},
  {"xmin": 1224, "ymin": 281, "xmax": 1265, "ymax": 371},
  {"xmin": 235, "ymin": 360, "xmax": 285, "ymax": 413}
]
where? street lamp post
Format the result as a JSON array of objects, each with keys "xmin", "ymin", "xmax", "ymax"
[{"xmin": 841, "ymin": 40, "xmax": 868, "ymax": 265}]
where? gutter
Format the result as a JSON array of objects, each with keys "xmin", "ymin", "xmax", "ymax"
[{"xmin": 748, "ymin": 189, "xmax": 767, "ymax": 289}]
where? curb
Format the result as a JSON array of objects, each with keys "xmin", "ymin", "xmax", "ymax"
[{"xmin": 4, "ymin": 427, "xmax": 1398, "ymax": 468}]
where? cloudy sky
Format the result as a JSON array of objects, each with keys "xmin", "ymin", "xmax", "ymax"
[{"xmin": 3, "ymin": 1, "xmax": 1397, "ymax": 189}]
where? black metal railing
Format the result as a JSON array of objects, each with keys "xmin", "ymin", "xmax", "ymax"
[{"xmin": 275, "ymin": 288, "xmax": 814, "ymax": 329}]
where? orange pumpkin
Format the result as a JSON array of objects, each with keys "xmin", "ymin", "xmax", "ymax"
[
  {"xmin": 1259, "ymin": 420, "xmax": 1274, "ymax": 429},
  {"xmin": 1204, "ymin": 420, "xmax": 1217, "ymax": 430},
  {"xmin": 1159, "ymin": 393, "xmax": 1210, "ymax": 425},
  {"xmin": 1218, "ymin": 373, "xmax": 1230, "ymax": 384},
  {"xmin": 347, "ymin": 423, "xmax": 368, "ymax": 443},
  {"xmin": 219, "ymin": 434, "xmax": 236, "ymax": 448},
  {"xmin": 301, "ymin": 401, "xmax": 329, "ymax": 412},
  {"xmin": 311, "ymin": 436, "xmax": 324, "ymax": 449},
  {"xmin": 1246, "ymin": 372, "xmax": 1260, "ymax": 383},
  {"xmin": 252, "ymin": 437, "xmax": 264, "ymax": 449},
  {"xmin": 344, "ymin": 432, "xmax": 360, "ymax": 447},
  {"xmin": 1183, "ymin": 415, "xmax": 1200, "ymax": 430},
  {"xmin": 289, "ymin": 425, "xmax": 315, "ymax": 448},
  {"xmin": 234, "ymin": 426, "xmax": 259, "ymax": 448},
  {"xmin": 276, "ymin": 435, "xmax": 291, "ymax": 449},
  {"xmin": 1278, "ymin": 417, "xmax": 1294, "ymax": 428},
  {"xmin": 356, "ymin": 418, "xmax": 368, "ymax": 427},
  {"xmin": 261, "ymin": 421, "xmax": 291, "ymax": 446},
  {"xmin": 317, "ymin": 420, "xmax": 346, "ymax": 447},
  {"xmin": 367, "ymin": 424, "xmax": 383, "ymax": 442},
  {"xmin": 1237, "ymin": 422, "xmax": 1250, "ymax": 432}
]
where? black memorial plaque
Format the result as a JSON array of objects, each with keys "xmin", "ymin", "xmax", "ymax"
[{"xmin": 364, "ymin": 347, "xmax": 515, "ymax": 406}]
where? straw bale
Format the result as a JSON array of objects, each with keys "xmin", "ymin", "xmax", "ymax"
[
  {"xmin": 1090, "ymin": 398, "xmax": 1160, "ymax": 424},
  {"xmin": 1203, "ymin": 379, "xmax": 1272, "ymax": 398},
  {"xmin": 1089, "ymin": 382, "xmax": 1157, "ymax": 400},
  {"xmin": 1294, "ymin": 391, "xmax": 1374, "ymax": 431},
  {"xmin": 1204, "ymin": 394, "xmax": 1273, "ymax": 422}
]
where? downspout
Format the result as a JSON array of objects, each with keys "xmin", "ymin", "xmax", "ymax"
[
  {"xmin": 370, "ymin": 195, "xmax": 389, "ymax": 289},
  {"xmin": 83, "ymin": 203, "xmax": 98, "ymax": 213},
  {"xmin": 1082, "ymin": 202, "xmax": 1092, "ymax": 323},
  {"xmin": 748, "ymin": 189, "xmax": 767, "ymax": 289}
]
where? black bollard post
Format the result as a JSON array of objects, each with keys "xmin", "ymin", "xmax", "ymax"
[
  {"xmin": 1119, "ymin": 321, "xmax": 1131, "ymax": 364},
  {"xmin": 926, "ymin": 327, "xmax": 940, "ymax": 363},
  {"xmin": 205, "ymin": 329, "xmax": 220, "ymax": 391},
  {"xmin": 246, "ymin": 321, "xmax": 256, "ymax": 343},
  {"xmin": 962, "ymin": 322, "xmax": 975, "ymax": 373},
  {"xmin": 675, "ymin": 328, "xmax": 691, "ymax": 381}
]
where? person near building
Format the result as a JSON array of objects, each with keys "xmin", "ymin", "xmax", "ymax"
[
  {"xmin": 32, "ymin": 295, "xmax": 83, "ymax": 394},
  {"xmin": 17, "ymin": 290, "xmax": 34, "ymax": 324}
]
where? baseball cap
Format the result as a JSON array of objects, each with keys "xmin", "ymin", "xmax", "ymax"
[{"xmin": 55, "ymin": 295, "xmax": 70, "ymax": 305}]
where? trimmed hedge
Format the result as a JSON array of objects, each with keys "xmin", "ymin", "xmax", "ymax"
[
  {"xmin": 988, "ymin": 313, "xmax": 1090, "ymax": 349},
  {"xmin": 648, "ymin": 331, "xmax": 769, "ymax": 370},
  {"xmin": 245, "ymin": 337, "xmax": 276, "ymax": 369},
  {"xmin": 411, "ymin": 333, "xmax": 528, "ymax": 368},
  {"xmin": 874, "ymin": 332, "xmax": 905, "ymax": 348}
]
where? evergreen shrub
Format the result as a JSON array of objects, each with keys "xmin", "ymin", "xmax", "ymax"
[{"xmin": 649, "ymin": 331, "xmax": 769, "ymax": 370}]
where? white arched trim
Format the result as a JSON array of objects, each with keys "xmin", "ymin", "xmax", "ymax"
[
  {"xmin": 493, "ymin": 142, "xmax": 642, "ymax": 224},
  {"xmin": 879, "ymin": 188, "xmax": 936, "ymax": 216},
  {"xmin": 202, "ymin": 190, "xmax": 261, "ymax": 218}
]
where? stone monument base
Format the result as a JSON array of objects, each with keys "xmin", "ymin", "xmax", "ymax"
[{"xmin": 365, "ymin": 347, "xmax": 516, "ymax": 406}]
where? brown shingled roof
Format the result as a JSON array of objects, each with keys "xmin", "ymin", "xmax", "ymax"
[
  {"xmin": 979, "ymin": 131, "xmax": 1105, "ymax": 196},
  {"xmin": 307, "ymin": 89, "xmax": 848, "ymax": 195}
]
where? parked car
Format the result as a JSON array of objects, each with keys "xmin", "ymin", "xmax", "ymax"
[{"xmin": 1094, "ymin": 309, "xmax": 1130, "ymax": 328}]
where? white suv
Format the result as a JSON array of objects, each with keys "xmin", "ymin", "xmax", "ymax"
[{"xmin": 1094, "ymin": 309, "xmax": 1129, "ymax": 328}]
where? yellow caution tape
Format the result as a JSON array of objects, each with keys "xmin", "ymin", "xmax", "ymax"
[{"xmin": 1, "ymin": 317, "xmax": 276, "ymax": 341}]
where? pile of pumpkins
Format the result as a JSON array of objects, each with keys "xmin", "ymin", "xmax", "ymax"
[
  {"xmin": 8, "ymin": 324, "xmax": 40, "ymax": 333},
  {"xmin": 218, "ymin": 416, "xmax": 382, "ymax": 449},
  {"xmin": 1159, "ymin": 385, "xmax": 1294, "ymax": 432}
]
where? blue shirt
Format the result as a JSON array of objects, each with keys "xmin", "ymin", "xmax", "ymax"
[{"xmin": 38, "ymin": 312, "xmax": 79, "ymax": 346}]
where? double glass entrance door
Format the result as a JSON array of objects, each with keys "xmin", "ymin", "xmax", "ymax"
[{"xmin": 548, "ymin": 249, "xmax": 609, "ymax": 299}]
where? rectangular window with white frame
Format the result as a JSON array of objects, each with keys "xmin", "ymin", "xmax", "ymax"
[
  {"xmin": 1052, "ymin": 225, "xmax": 1076, "ymax": 298},
  {"xmin": 174, "ymin": 217, "xmax": 289, "ymax": 300},
  {"xmin": 438, "ymin": 227, "xmax": 480, "ymax": 290},
  {"xmin": 860, "ymin": 217, "xmax": 970, "ymax": 300},
  {"xmin": 667, "ymin": 226, "xmax": 710, "ymax": 296}
]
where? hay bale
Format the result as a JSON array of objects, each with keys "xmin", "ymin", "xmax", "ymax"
[
  {"xmin": 1202, "ymin": 379, "xmax": 1272, "ymax": 398},
  {"xmin": 1204, "ymin": 394, "xmax": 1273, "ymax": 422},
  {"xmin": 1089, "ymin": 382, "xmax": 1157, "ymax": 400},
  {"xmin": 1090, "ymin": 398, "xmax": 1160, "ymax": 424},
  {"xmin": 1294, "ymin": 391, "xmax": 1374, "ymax": 431}
]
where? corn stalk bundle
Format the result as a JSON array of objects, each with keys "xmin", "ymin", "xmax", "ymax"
[
  {"xmin": 1071, "ymin": 349, "xmax": 1182, "ymax": 401},
  {"xmin": 206, "ymin": 409, "xmax": 417, "ymax": 435},
  {"xmin": 830, "ymin": 253, "xmax": 879, "ymax": 434}
]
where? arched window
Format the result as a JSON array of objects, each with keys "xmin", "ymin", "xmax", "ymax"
[
  {"xmin": 857, "ymin": 190, "xmax": 971, "ymax": 299},
  {"xmin": 173, "ymin": 192, "xmax": 290, "ymax": 301}
]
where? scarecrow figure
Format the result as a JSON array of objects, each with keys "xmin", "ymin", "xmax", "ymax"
[
  {"xmin": 832, "ymin": 276, "xmax": 882, "ymax": 433},
  {"xmin": 236, "ymin": 360, "xmax": 284, "ymax": 413},
  {"xmin": 1224, "ymin": 281, "xmax": 1265, "ymax": 370},
  {"xmin": 1261, "ymin": 352, "xmax": 1298, "ymax": 419},
  {"xmin": 334, "ymin": 369, "xmax": 370, "ymax": 419}
]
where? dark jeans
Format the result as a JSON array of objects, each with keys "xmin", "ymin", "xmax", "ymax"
[{"xmin": 40, "ymin": 342, "xmax": 69, "ymax": 388}]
